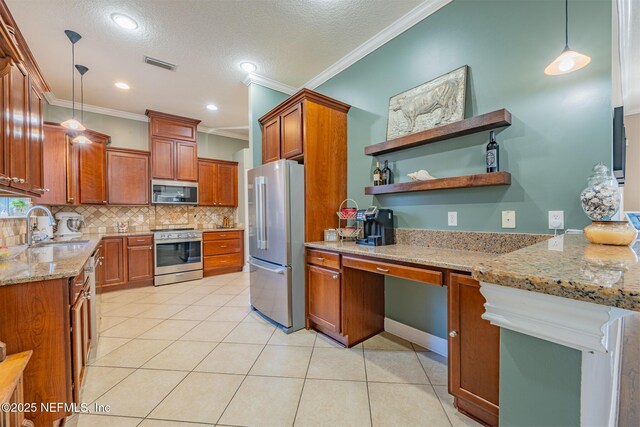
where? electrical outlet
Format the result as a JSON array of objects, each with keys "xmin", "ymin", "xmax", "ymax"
[
  {"xmin": 448, "ymin": 212, "xmax": 457, "ymax": 227},
  {"xmin": 548, "ymin": 211, "xmax": 564, "ymax": 230},
  {"xmin": 138, "ymin": 214, "xmax": 144, "ymax": 222},
  {"xmin": 211, "ymin": 213, "xmax": 218, "ymax": 222},
  {"xmin": 502, "ymin": 210, "xmax": 516, "ymax": 228}
]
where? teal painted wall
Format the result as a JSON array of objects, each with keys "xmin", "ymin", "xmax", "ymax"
[
  {"xmin": 312, "ymin": 0, "xmax": 612, "ymax": 340},
  {"xmin": 500, "ymin": 329, "xmax": 582, "ymax": 426},
  {"xmin": 249, "ymin": 84, "xmax": 289, "ymax": 167},
  {"xmin": 44, "ymin": 104, "xmax": 248, "ymax": 160}
]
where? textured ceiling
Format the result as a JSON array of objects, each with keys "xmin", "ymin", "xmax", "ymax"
[{"xmin": 6, "ymin": 0, "xmax": 423, "ymax": 137}]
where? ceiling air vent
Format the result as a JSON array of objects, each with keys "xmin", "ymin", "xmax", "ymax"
[{"xmin": 144, "ymin": 56, "xmax": 177, "ymax": 71}]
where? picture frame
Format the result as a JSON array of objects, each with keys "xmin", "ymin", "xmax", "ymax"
[{"xmin": 386, "ymin": 65, "xmax": 468, "ymax": 140}]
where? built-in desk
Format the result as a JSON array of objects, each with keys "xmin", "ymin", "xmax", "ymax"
[{"xmin": 304, "ymin": 241, "xmax": 501, "ymax": 426}]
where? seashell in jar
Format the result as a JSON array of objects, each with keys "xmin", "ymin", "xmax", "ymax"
[{"xmin": 408, "ymin": 170, "xmax": 437, "ymax": 181}]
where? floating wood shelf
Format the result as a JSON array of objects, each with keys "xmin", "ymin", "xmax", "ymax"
[
  {"xmin": 365, "ymin": 172, "xmax": 511, "ymax": 195},
  {"xmin": 364, "ymin": 109, "xmax": 512, "ymax": 156}
]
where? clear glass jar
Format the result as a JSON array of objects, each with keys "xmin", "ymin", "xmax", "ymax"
[
  {"xmin": 584, "ymin": 221, "xmax": 638, "ymax": 246},
  {"xmin": 580, "ymin": 163, "xmax": 621, "ymax": 221}
]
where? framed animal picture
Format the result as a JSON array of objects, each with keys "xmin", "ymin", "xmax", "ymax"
[{"xmin": 386, "ymin": 65, "xmax": 467, "ymax": 140}]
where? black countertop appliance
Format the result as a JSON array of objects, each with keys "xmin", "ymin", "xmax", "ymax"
[{"xmin": 356, "ymin": 206, "xmax": 395, "ymax": 246}]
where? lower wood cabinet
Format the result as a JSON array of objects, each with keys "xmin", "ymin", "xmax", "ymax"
[
  {"xmin": 448, "ymin": 272, "xmax": 500, "ymax": 427},
  {"xmin": 203, "ymin": 231, "xmax": 244, "ymax": 276},
  {"xmin": 70, "ymin": 272, "xmax": 91, "ymax": 404},
  {"xmin": 102, "ymin": 237, "xmax": 126, "ymax": 287},
  {"xmin": 307, "ymin": 264, "xmax": 342, "ymax": 334},
  {"xmin": 99, "ymin": 235, "xmax": 154, "ymax": 291}
]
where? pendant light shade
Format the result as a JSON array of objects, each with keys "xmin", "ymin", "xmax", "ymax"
[
  {"xmin": 61, "ymin": 30, "xmax": 86, "ymax": 131},
  {"xmin": 71, "ymin": 64, "xmax": 92, "ymax": 144},
  {"xmin": 544, "ymin": 0, "xmax": 591, "ymax": 76}
]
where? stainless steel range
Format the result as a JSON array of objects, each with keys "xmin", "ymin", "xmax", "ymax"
[{"xmin": 153, "ymin": 228, "xmax": 203, "ymax": 286}]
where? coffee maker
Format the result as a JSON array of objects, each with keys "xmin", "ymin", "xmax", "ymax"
[{"xmin": 356, "ymin": 206, "xmax": 395, "ymax": 246}]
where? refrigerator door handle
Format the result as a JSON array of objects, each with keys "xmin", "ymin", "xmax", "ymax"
[
  {"xmin": 249, "ymin": 258, "xmax": 286, "ymax": 274},
  {"xmin": 255, "ymin": 175, "xmax": 267, "ymax": 250}
]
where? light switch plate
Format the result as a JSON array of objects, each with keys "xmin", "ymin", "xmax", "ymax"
[
  {"xmin": 502, "ymin": 210, "xmax": 516, "ymax": 228},
  {"xmin": 448, "ymin": 212, "xmax": 457, "ymax": 227}
]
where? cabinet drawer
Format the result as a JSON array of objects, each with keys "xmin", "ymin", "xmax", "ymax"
[
  {"xmin": 342, "ymin": 256, "xmax": 443, "ymax": 285},
  {"xmin": 204, "ymin": 239, "xmax": 241, "ymax": 256},
  {"xmin": 127, "ymin": 235, "xmax": 153, "ymax": 246},
  {"xmin": 70, "ymin": 273, "xmax": 89, "ymax": 305},
  {"xmin": 306, "ymin": 249, "xmax": 340, "ymax": 270},
  {"xmin": 204, "ymin": 253, "xmax": 243, "ymax": 269},
  {"xmin": 204, "ymin": 231, "xmax": 242, "ymax": 241}
]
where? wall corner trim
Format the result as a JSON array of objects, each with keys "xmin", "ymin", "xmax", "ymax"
[
  {"xmin": 301, "ymin": 0, "xmax": 452, "ymax": 89},
  {"xmin": 242, "ymin": 73, "xmax": 297, "ymax": 95},
  {"xmin": 384, "ymin": 317, "xmax": 448, "ymax": 357}
]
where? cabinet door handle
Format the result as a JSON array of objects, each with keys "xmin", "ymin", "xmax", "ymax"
[
  {"xmin": 449, "ymin": 331, "xmax": 457, "ymax": 338},
  {"xmin": 220, "ymin": 245, "xmax": 227, "ymax": 248},
  {"xmin": 376, "ymin": 267, "xmax": 389, "ymax": 273},
  {"xmin": 332, "ymin": 274, "xmax": 339, "ymax": 279},
  {"xmin": 316, "ymin": 257, "xmax": 325, "ymax": 262},
  {"xmin": 11, "ymin": 177, "xmax": 19, "ymax": 183},
  {"xmin": 0, "ymin": 176, "xmax": 10, "ymax": 182},
  {"xmin": 19, "ymin": 178, "xmax": 25, "ymax": 183},
  {"xmin": 137, "ymin": 239, "xmax": 146, "ymax": 242}
]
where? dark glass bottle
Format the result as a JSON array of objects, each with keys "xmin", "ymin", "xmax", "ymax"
[
  {"xmin": 382, "ymin": 160, "xmax": 392, "ymax": 185},
  {"xmin": 373, "ymin": 161, "xmax": 382, "ymax": 186},
  {"xmin": 486, "ymin": 131, "xmax": 499, "ymax": 173}
]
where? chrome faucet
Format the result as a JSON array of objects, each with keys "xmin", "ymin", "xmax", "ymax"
[{"xmin": 25, "ymin": 205, "xmax": 55, "ymax": 246}]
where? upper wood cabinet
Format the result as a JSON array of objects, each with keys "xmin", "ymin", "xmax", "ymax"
[
  {"xmin": 198, "ymin": 158, "xmax": 238, "ymax": 207},
  {"xmin": 146, "ymin": 110, "xmax": 200, "ymax": 181},
  {"xmin": 259, "ymin": 89, "xmax": 351, "ymax": 242},
  {"xmin": 38, "ymin": 123, "xmax": 68, "ymax": 205},
  {"xmin": 107, "ymin": 147, "xmax": 150, "ymax": 205},
  {"xmin": 448, "ymin": 273, "xmax": 500, "ymax": 427},
  {"xmin": 0, "ymin": 4, "xmax": 48, "ymax": 197},
  {"xmin": 77, "ymin": 129, "xmax": 108, "ymax": 204},
  {"xmin": 262, "ymin": 116, "xmax": 280, "ymax": 164}
]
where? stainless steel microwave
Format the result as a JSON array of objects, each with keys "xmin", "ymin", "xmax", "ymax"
[{"xmin": 151, "ymin": 179, "xmax": 198, "ymax": 205}]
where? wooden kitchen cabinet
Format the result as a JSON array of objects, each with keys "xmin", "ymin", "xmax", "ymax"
[
  {"xmin": 0, "ymin": 5, "xmax": 48, "ymax": 197},
  {"xmin": 107, "ymin": 147, "xmax": 150, "ymax": 205},
  {"xmin": 70, "ymin": 273, "xmax": 91, "ymax": 404},
  {"xmin": 77, "ymin": 129, "xmax": 108, "ymax": 204},
  {"xmin": 261, "ymin": 116, "xmax": 280, "ymax": 164},
  {"xmin": 259, "ymin": 89, "xmax": 350, "ymax": 242},
  {"xmin": 198, "ymin": 158, "xmax": 238, "ymax": 207},
  {"xmin": 307, "ymin": 264, "xmax": 342, "ymax": 334},
  {"xmin": 126, "ymin": 236, "xmax": 154, "ymax": 286},
  {"xmin": 146, "ymin": 110, "xmax": 200, "ymax": 181},
  {"xmin": 448, "ymin": 272, "xmax": 500, "ymax": 427},
  {"xmin": 38, "ymin": 123, "xmax": 68, "ymax": 204},
  {"xmin": 102, "ymin": 237, "xmax": 126, "ymax": 287},
  {"xmin": 203, "ymin": 230, "xmax": 244, "ymax": 276}
]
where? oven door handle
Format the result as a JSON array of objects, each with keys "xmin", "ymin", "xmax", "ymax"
[{"xmin": 154, "ymin": 238, "xmax": 203, "ymax": 245}]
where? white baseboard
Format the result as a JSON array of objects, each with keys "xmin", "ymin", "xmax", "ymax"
[{"xmin": 384, "ymin": 317, "xmax": 448, "ymax": 357}]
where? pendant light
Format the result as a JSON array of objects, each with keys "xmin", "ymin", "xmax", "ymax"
[
  {"xmin": 60, "ymin": 30, "xmax": 86, "ymax": 131},
  {"xmin": 544, "ymin": 0, "xmax": 591, "ymax": 75},
  {"xmin": 71, "ymin": 65, "xmax": 92, "ymax": 144}
]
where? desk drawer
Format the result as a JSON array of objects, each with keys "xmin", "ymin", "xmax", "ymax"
[
  {"xmin": 342, "ymin": 256, "xmax": 443, "ymax": 285},
  {"xmin": 306, "ymin": 249, "xmax": 340, "ymax": 270},
  {"xmin": 204, "ymin": 239, "xmax": 241, "ymax": 256},
  {"xmin": 127, "ymin": 235, "xmax": 153, "ymax": 246},
  {"xmin": 204, "ymin": 231, "xmax": 242, "ymax": 241}
]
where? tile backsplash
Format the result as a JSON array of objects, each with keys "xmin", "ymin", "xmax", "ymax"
[{"xmin": 0, "ymin": 205, "xmax": 238, "ymax": 245}]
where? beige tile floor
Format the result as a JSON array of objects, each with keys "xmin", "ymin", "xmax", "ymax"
[{"xmin": 67, "ymin": 272, "xmax": 480, "ymax": 427}]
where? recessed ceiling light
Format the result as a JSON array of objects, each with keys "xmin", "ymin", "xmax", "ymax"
[
  {"xmin": 240, "ymin": 62, "xmax": 257, "ymax": 73},
  {"xmin": 206, "ymin": 104, "xmax": 218, "ymax": 111},
  {"xmin": 114, "ymin": 82, "xmax": 130, "ymax": 90},
  {"xmin": 111, "ymin": 13, "xmax": 138, "ymax": 30}
]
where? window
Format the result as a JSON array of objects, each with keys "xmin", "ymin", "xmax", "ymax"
[{"xmin": 0, "ymin": 197, "xmax": 32, "ymax": 218}]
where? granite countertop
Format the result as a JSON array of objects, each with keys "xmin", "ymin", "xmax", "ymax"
[
  {"xmin": 305, "ymin": 241, "xmax": 498, "ymax": 272},
  {"xmin": 473, "ymin": 234, "xmax": 640, "ymax": 312},
  {"xmin": 0, "ymin": 236, "xmax": 101, "ymax": 286}
]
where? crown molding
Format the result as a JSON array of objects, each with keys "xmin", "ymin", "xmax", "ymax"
[
  {"xmin": 45, "ymin": 92, "xmax": 249, "ymax": 141},
  {"xmin": 301, "ymin": 0, "xmax": 452, "ymax": 89},
  {"xmin": 44, "ymin": 92, "xmax": 148, "ymax": 122},
  {"xmin": 242, "ymin": 72, "xmax": 297, "ymax": 95}
]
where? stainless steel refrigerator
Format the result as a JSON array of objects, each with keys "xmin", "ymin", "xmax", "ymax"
[{"xmin": 248, "ymin": 159, "xmax": 305, "ymax": 332}]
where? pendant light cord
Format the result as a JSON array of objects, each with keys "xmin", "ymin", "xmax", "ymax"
[
  {"xmin": 565, "ymin": 0, "xmax": 569, "ymax": 49},
  {"xmin": 80, "ymin": 73, "xmax": 83, "ymax": 123},
  {"xmin": 71, "ymin": 42, "xmax": 75, "ymax": 119}
]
